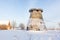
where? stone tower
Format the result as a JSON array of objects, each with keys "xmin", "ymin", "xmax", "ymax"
[
  {"xmin": 7, "ymin": 21, "xmax": 11, "ymax": 30},
  {"xmin": 27, "ymin": 8, "xmax": 46, "ymax": 31}
]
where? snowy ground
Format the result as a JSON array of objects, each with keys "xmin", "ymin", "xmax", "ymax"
[{"xmin": 0, "ymin": 30, "xmax": 60, "ymax": 40}]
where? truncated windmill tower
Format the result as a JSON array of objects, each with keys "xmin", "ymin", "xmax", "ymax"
[{"xmin": 27, "ymin": 8, "xmax": 46, "ymax": 31}]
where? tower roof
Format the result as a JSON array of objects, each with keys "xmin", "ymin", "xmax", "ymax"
[{"xmin": 29, "ymin": 8, "xmax": 43, "ymax": 12}]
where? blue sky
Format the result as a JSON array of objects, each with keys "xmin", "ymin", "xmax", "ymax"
[{"xmin": 0, "ymin": 0, "xmax": 60, "ymax": 28}]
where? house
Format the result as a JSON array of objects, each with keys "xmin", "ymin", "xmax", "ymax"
[{"xmin": 0, "ymin": 21, "xmax": 11, "ymax": 30}]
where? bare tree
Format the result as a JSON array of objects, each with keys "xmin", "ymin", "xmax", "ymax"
[
  {"xmin": 58, "ymin": 23, "xmax": 60, "ymax": 27},
  {"xmin": 11, "ymin": 20, "xmax": 17, "ymax": 30},
  {"xmin": 19, "ymin": 23, "xmax": 25, "ymax": 30}
]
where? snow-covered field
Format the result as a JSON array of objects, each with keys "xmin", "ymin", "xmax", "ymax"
[{"xmin": 0, "ymin": 30, "xmax": 60, "ymax": 40}]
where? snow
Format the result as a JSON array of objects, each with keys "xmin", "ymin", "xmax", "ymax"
[{"xmin": 0, "ymin": 30, "xmax": 60, "ymax": 40}]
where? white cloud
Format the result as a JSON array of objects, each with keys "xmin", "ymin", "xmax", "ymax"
[
  {"xmin": 43, "ymin": 0, "xmax": 60, "ymax": 28},
  {"xmin": 0, "ymin": 20, "xmax": 9, "ymax": 25},
  {"xmin": 44, "ymin": 0, "xmax": 60, "ymax": 22}
]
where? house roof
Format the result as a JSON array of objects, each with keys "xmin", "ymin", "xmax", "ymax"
[{"xmin": 29, "ymin": 8, "xmax": 43, "ymax": 12}]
